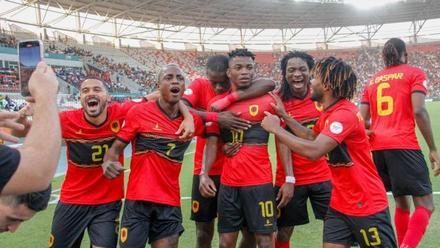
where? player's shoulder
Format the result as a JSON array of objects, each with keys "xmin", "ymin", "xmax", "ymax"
[
  {"xmin": 60, "ymin": 108, "xmax": 83, "ymax": 122},
  {"xmin": 185, "ymin": 78, "xmax": 210, "ymax": 95}
]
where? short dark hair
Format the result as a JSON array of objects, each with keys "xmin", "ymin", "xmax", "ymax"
[
  {"xmin": 206, "ymin": 55, "xmax": 229, "ymax": 73},
  {"xmin": 312, "ymin": 56, "xmax": 357, "ymax": 100},
  {"xmin": 228, "ymin": 48, "xmax": 255, "ymax": 61},
  {"xmin": 382, "ymin": 38, "xmax": 407, "ymax": 68},
  {"xmin": 79, "ymin": 77, "xmax": 109, "ymax": 91},
  {"xmin": 1, "ymin": 185, "xmax": 51, "ymax": 212},
  {"xmin": 280, "ymin": 51, "xmax": 315, "ymax": 101}
]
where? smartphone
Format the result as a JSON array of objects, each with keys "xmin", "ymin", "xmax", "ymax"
[{"xmin": 18, "ymin": 40, "xmax": 44, "ymax": 96}]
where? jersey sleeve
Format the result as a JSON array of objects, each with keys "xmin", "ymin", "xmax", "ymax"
[
  {"xmin": 411, "ymin": 68, "xmax": 428, "ymax": 95},
  {"xmin": 183, "ymin": 79, "xmax": 202, "ymax": 107},
  {"xmin": 121, "ymin": 98, "xmax": 147, "ymax": 114},
  {"xmin": 319, "ymin": 110, "xmax": 358, "ymax": 144},
  {"xmin": 116, "ymin": 106, "xmax": 140, "ymax": 143},
  {"xmin": 0, "ymin": 145, "xmax": 20, "ymax": 193}
]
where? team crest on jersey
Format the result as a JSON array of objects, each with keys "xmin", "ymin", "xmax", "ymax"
[
  {"xmin": 330, "ymin": 122, "xmax": 343, "ymax": 134},
  {"xmin": 184, "ymin": 88, "xmax": 193, "ymax": 96},
  {"xmin": 192, "ymin": 200, "xmax": 200, "ymax": 213},
  {"xmin": 110, "ymin": 120, "xmax": 120, "ymax": 133},
  {"xmin": 120, "ymin": 227, "xmax": 128, "ymax": 243},
  {"xmin": 153, "ymin": 123, "xmax": 162, "ymax": 131},
  {"xmin": 49, "ymin": 234, "xmax": 54, "ymax": 247},
  {"xmin": 249, "ymin": 105, "xmax": 259, "ymax": 117}
]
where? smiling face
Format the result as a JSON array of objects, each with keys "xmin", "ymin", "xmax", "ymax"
[
  {"xmin": 285, "ymin": 57, "xmax": 310, "ymax": 97},
  {"xmin": 158, "ymin": 65, "xmax": 186, "ymax": 104},
  {"xmin": 227, "ymin": 56, "xmax": 255, "ymax": 90},
  {"xmin": 79, "ymin": 79, "xmax": 110, "ymax": 118}
]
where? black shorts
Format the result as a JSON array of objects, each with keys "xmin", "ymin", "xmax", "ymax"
[
  {"xmin": 49, "ymin": 201, "xmax": 121, "ymax": 248},
  {"xmin": 372, "ymin": 149, "xmax": 432, "ymax": 197},
  {"xmin": 119, "ymin": 200, "xmax": 184, "ymax": 248},
  {"xmin": 191, "ymin": 174, "xmax": 221, "ymax": 222},
  {"xmin": 324, "ymin": 208, "xmax": 397, "ymax": 248},
  {"xmin": 275, "ymin": 180, "xmax": 331, "ymax": 227},
  {"xmin": 217, "ymin": 183, "xmax": 276, "ymax": 234}
]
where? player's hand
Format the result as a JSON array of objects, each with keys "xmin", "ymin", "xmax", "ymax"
[
  {"xmin": 269, "ymin": 92, "xmax": 288, "ymax": 118},
  {"xmin": 0, "ymin": 111, "xmax": 25, "ymax": 143},
  {"xmin": 429, "ymin": 150, "xmax": 440, "ymax": 176},
  {"xmin": 102, "ymin": 160, "xmax": 124, "ymax": 179},
  {"xmin": 199, "ymin": 174, "xmax": 217, "ymax": 198},
  {"xmin": 223, "ymin": 142, "xmax": 241, "ymax": 157},
  {"xmin": 277, "ymin": 182, "xmax": 294, "ymax": 209},
  {"xmin": 18, "ymin": 103, "xmax": 34, "ymax": 118},
  {"xmin": 218, "ymin": 111, "xmax": 251, "ymax": 132},
  {"xmin": 176, "ymin": 114, "xmax": 194, "ymax": 139},
  {"xmin": 261, "ymin": 111, "xmax": 281, "ymax": 134},
  {"xmin": 28, "ymin": 62, "xmax": 59, "ymax": 101}
]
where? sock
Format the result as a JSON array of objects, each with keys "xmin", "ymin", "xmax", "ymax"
[
  {"xmin": 394, "ymin": 207, "xmax": 410, "ymax": 246},
  {"xmin": 275, "ymin": 239, "xmax": 290, "ymax": 248},
  {"xmin": 401, "ymin": 206, "xmax": 432, "ymax": 248}
]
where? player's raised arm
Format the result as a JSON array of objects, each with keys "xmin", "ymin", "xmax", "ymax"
[
  {"xmin": 270, "ymin": 92, "xmax": 316, "ymax": 140},
  {"xmin": 210, "ymin": 77, "xmax": 275, "ymax": 111},
  {"xmin": 2, "ymin": 62, "xmax": 61, "ymax": 195}
]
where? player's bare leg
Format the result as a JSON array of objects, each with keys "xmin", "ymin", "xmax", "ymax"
[
  {"xmin": 151, "ymin": 234, "xmax": 179, "ymax": 248},
  {"xmin": 323, "ymin": 243, "xmax": 349, "ymax": 248},
  {"xmin": 239, "ymin": 227, "xmax": 256, "ymax": 248},
  {"xmin": 413, "ymin": 194, "xmax": 435, "ymax": 212},
  {"xmin": 220, "ymin": 232, "xmax": 239, "ymax": 248},
  {"xmin": 196, "ymin": 221, "xmax": 214, "ymax": 248},
  {"xmin": 394, "ymin": 195, "xmax": 411, "ymax": 211},
  {"xmin": 276, "ymin": 226, "xmax": 293, "ymax": 244},
  {"xmin": 255, "ymin": 233, "xmax": 274, "ymax": 248}
]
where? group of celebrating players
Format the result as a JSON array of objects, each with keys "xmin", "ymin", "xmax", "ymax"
[{"xmin": 17, "ymin": 37, "xmax": 439, "ymax": 248}]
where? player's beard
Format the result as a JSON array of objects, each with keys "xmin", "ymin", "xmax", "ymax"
[{"xmin": 85, "ymin": 101, "xmax": 107, "ymax": 118}]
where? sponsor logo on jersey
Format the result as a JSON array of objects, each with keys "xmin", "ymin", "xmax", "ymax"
[{"xmin": 330, "ymin": 122, "xmax": 343, "ymax": 134}]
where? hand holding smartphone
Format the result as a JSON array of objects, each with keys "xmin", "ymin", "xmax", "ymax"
[{"xmin": 18, "ymin": 40, "xmax": 44, "ymax": 97}]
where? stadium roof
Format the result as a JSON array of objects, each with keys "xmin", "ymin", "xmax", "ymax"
[{"xmin": 38, "ymin": 0, "xmax": 440, "ymax": 29}]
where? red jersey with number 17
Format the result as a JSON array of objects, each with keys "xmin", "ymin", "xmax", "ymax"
[
  {"xmin": 117, "ymin": 101, "xmax": 205, "ymax": 207},
  {"xmin": 60, "ymin": 101, "xmax": 143, "ymax": 205},
  {"xmin": 313, "ymin": 99, "xmax": 388, "ymax": 216},
  {"xmin": 275, "ymin": 90, "xmax": 331, "ymax": 187},
  {"xmin": 361, "ymin": 64, "xmax": 427, "ymax": 151},
  {"xmin": 183, "ymin": 78, "xmax": 224, "ymax": 176}
]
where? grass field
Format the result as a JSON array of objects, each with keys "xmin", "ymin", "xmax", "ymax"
[{"xmin": 1, "ymin": 102, "xmax": 440, "ymax": 247}]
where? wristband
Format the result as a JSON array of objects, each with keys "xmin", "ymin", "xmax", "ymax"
[
  {"xmin": 285, "ymin": 176, "xmax": 296, "ymax": 184},
  {"xmin": 205, "ymin": 112, "xmax": 218, "ymax": 122}
]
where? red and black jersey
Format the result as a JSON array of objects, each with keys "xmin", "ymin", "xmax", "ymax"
[
  {"xmin": 275, "ymin": 90, "xmax": 331, "ymax": 187},
  {"xmin": 117, "ymin": 100, "xmax": 205, "ymax": 207},
  {"xmin": 207, "ymin": 94, "xmax": 275, "ymax": 187},
  {"xmin": 361, "ymin": 64, "xmax": 427, "ymax": 151},
  {"xmin": 313, "ymin": 99, "xmax": 388, "ymax": 216},
  {"xmin": 183, "ymin": 78, "xmax": 224, "ymax": 175},
  {"xmin": 60, "ymin": 100, "xmax": 143, "ymax": 205}
]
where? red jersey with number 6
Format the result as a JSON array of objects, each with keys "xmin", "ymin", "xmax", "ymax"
[{"xmin": 361, "ymin": 64, "xmax": 427, "ymax": 151}]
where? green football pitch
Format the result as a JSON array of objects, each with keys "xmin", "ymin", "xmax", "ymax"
[{"xmin": 1, "ymin": 102, "xmax": 440, "ymax": 247}]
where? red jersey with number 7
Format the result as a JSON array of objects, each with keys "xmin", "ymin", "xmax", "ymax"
[{"xmin": 361, "ymin": 64, "xmax": 427, "ymax": 151}]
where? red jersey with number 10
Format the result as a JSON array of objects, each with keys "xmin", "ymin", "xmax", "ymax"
[
  {"xmin": 183, "ymin": 78, "xmax": 224, "ymax": 175},
  {"xmin": 361, "ymin": 64, "xmax": 427, "ymax": 151},
  {"xmin": 207, "ymin": 94, "xmax": 275, "ymax": 187},
  {"xmin": 275, "ymin": 90, "xmax": 331, "ymax": 186}
]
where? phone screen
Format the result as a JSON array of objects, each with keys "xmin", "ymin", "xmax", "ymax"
[{"xmin": 19, "ymin": 41, "xmax": 42, "ymax": 96}]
